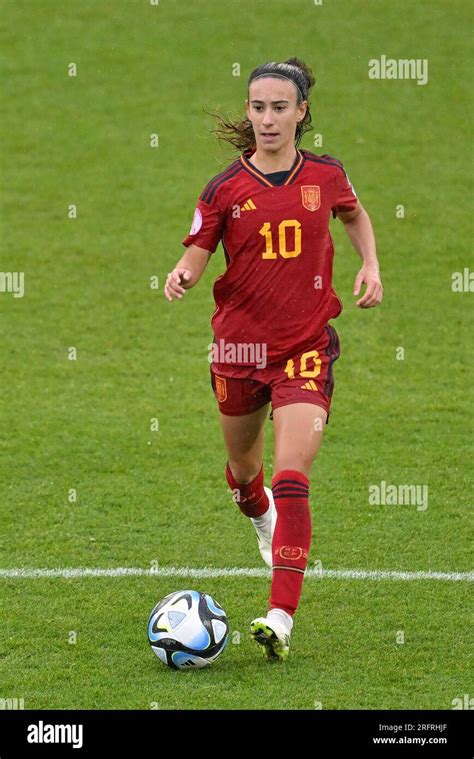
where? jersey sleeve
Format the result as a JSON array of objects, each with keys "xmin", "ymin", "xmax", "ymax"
[
  {"xmin": 181, "ymin": 189, "xmax": 225, "ymax": 254},
  {"xmin": 331, "ymin": 165, "xmax": 358, "ymax": 218}
]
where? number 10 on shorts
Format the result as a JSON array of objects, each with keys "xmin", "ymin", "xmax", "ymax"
[{"xmin": 284, "ymin": 350, "xmax": 322, "ymax": 379}]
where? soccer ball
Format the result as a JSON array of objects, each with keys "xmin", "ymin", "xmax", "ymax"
[{"xmin": 147, "ymin": 589, "xmax": 229, "ymax": 670}]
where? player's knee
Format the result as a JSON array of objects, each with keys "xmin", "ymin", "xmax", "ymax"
[{"xmin": 227, "ymin": 459, "xmax": 261, "ymax": 484}]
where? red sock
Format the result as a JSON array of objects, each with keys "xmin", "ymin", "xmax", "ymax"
[
  {"xmin": 269, "ymin": 469, "xmax": 311, "ymax": 617},
  {"xmin": 226, "ymin": 462, "xmax": 269, "ymax": 517}
]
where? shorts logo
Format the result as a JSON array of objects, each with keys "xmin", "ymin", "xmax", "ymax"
[
  {"xmin": 215, "ymin": 375, "xmax": 227, "ymax": 403},
  {"xmin": 301, "ymin": 380, "xmax": 318, "ymax": 391},
  {"xmin": 279, "ymin": 546, "xmax": 307, "ymax": 560},
  {"xmin": 301, "ymin": 185, "xmax": 321, "ymax": 211}
]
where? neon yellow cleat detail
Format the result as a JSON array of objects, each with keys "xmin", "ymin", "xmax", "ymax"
[{"xmin": 249, "ymin": 617, "xmax": 290, "ymax": 661}]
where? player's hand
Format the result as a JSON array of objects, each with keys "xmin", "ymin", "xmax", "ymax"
[
  {"xmin": 164, "ymin": 269, "xmax": 192, "ymax": 301},
  {"xmin": 353, "ymin": 265, "xmax": 383, "ymax": 308}
]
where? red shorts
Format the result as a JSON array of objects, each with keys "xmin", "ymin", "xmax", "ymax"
[{"xmin": 210, "ymin": 324, "xmax": 341, "ymax": 421}]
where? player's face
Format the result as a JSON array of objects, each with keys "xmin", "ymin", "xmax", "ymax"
[{"xmin": 245, "ymin": 78, "xmax": 307, "ymax": 153}]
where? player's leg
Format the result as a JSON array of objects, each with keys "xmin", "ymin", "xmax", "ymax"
[
  {"xmin": 210, "ymin": 367, "xmax": 276, "ymax": 563},
  {"xmin": 273, "ymin": 401, "xmax": 327, "ymax": 478},
  {"xmin": 270, "ymin": 401, "xmax": 327, "ymax": 613},
  {"xmin": 218, "ymin": 403, "xmax": 269, "ymax": 485},
  {"xmin": 218, "ymin": 405, "xmax": 278, "ymax": 566},
  {"xmin": 250, "ymin": 325, "xmax": 340, "ymax": 659},
  {"xmin": 250, "ymin": 402, "xmax": 327, "ymax": 659}
]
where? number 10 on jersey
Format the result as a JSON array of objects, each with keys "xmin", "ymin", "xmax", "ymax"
[{"xmin": 259, "ymin": 220, "xmax": 302, "ymax": 259}]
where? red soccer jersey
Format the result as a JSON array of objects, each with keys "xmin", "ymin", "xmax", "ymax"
[{"xmin": 181, "ymin": 148, "xmax": 357, "ymax": 367}]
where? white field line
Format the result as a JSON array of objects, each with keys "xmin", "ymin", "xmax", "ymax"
[{"xmin": 0, "ymin": 566, "xmax": 472, "ymax": 581}]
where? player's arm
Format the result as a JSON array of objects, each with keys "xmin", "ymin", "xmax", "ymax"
[
  {"xmin": 336, "ymin": 201, "xmax": 383, "ymax": 308},
  {"xmin": 164, "ymin": 244, "xmax": 212, "ymax": 302}
]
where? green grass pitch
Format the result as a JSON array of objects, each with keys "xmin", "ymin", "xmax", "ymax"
[{"xmin": 0, "ymin": 0, "xmax": 472, "ymax": 710}]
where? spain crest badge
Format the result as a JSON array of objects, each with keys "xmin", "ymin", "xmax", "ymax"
[
  {"xmin": 215, "ymin": 375, "xmax": 227, "ymax": 403},
  {"xmin": 301, "ymin": 185, "xmax": 321, "ymax": 211}
]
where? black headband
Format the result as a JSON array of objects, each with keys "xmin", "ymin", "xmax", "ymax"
[{"xmin": 249, "ymin": 65, "xmax": 308, "ymax": 101}]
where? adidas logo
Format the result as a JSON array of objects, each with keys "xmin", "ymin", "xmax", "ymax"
[
  {"xmin": 240, "ymin": 198, "xmax": 256, "ymax": 211},
  {"xmin": 301, "ymin": 380, "xmax": 318, "ymax": 391}
]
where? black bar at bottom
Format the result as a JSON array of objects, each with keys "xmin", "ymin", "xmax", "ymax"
[{"xmin": 0, "ymin": 709, "xmax": 471, "ymax": 757}]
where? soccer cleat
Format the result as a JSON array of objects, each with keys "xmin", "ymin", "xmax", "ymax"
[
  {"xmin": 249, "ymin": 616, "xmax": 290, "ymax": 661},
  {"xmin": 250, "ymin": 486, "xmax": 277, "ymax": 568}
]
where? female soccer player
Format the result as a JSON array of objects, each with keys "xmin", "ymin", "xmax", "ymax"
[{"xmin": 164, "ymin": 58, "xmax": 383, "ymax": 661}]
